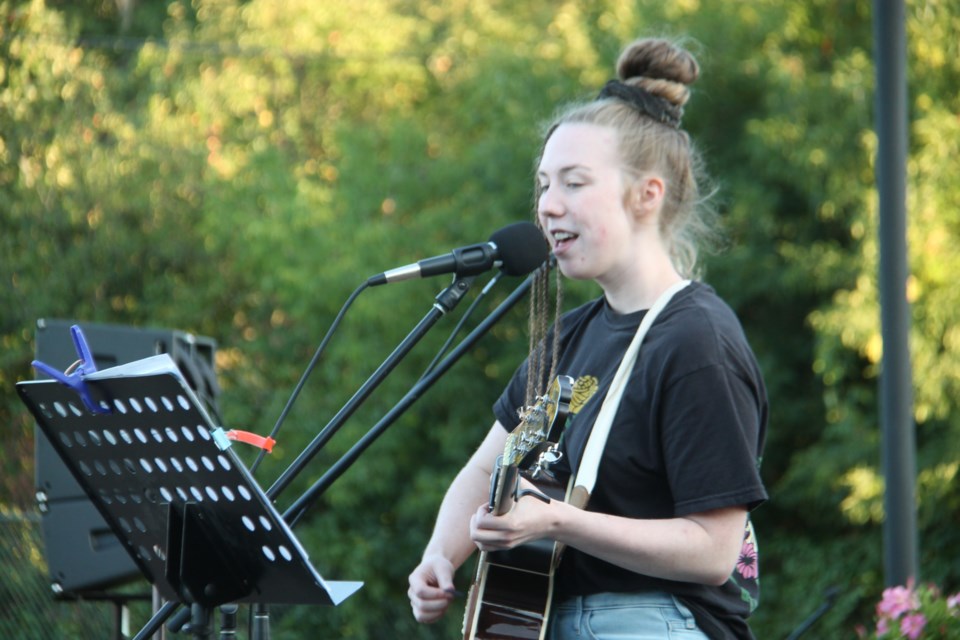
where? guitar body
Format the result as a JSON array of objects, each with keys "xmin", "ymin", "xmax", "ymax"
[
  {"xmin": 462, "ymin": 376, "xmax": 574, "ymax": 640},
  {"xmin": 462, "ymin": 555, "xmax": 553, "ymax": 640},
  {"xmin": 463, "ymin": 473, "xmax": 567, "ymax": 640}
]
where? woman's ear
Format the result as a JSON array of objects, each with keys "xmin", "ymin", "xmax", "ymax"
[{"xmin": 629, "ymin": 175, "xmax": 665, "ymax": 217}]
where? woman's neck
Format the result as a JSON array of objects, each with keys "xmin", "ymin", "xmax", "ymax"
[{"xmin": 600, "ymin": 252, "xmax": 684, "ymax": 314}]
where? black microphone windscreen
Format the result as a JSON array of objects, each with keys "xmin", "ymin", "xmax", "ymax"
[{"xmin": 489, "ymin": 222, "xmax": 549, "ymax": 276}]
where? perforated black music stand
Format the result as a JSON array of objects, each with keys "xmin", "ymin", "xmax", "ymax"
[{"xmin": 17, "ymin": 355, "xmax": 361, "ymax": 620}]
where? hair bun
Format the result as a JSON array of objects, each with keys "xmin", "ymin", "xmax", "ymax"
[{"xmin": 616, "ymin": 38, "xmax": 699, "ymax": 107}]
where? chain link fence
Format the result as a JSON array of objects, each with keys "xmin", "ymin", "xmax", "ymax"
[
  {"xmin": 1, "ymin": 508, "xmax": 260, "ymax": 639},
  {"xmin": 1, "ymin": 508, "xmax": 117, "ymax": 639}
]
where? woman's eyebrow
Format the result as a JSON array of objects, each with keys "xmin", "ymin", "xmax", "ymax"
[{"xmin": 538, "ymin": 164, "xmax": 590, "ymax": 180}]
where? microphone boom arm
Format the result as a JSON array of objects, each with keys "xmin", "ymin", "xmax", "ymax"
[
  {"xmin": 283, "ymin": 269, "xmax": 536, "ymax": 526},
  {"xmin": 265, "ymin": 274, "xmax": 476, "ymax": 502}
]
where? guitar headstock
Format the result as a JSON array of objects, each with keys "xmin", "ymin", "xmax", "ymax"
[
  {"xmin": 489, "ymin": 375, "xmax": 574, "ymax": 515},
  {"xmin": 502, "ymin": 375, "xmax": 573, "ymax": 467}
]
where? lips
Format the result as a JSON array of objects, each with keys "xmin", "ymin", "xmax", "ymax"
[{"xmin": 550, "ymin": 229, "xmax": 579, "ymax": 254}]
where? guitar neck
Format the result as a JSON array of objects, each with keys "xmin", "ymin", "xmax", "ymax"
[{"xmin": 490, "ymin": 463, "xmax": 519, "ymax": 516}]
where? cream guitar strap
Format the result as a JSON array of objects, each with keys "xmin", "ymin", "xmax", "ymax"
[{"xmin": 569, "ymin": 279, "xmax": 691, "ymax": 507}]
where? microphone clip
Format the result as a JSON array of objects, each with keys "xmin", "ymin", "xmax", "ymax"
[
  {"xmin": 422, "ymin": 242, "xmax": 498, "ymax": 279},
  {"xmin": 434, "ymin": 275, "xmax": 476, "ymax": 314}
]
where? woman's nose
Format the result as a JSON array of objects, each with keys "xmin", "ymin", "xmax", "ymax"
[{"xmin": 537, "ymin": 185, "xmax": 563, "ymax": 218}]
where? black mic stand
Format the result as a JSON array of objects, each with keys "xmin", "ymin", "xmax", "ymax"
[
  {"xmin": 784, "ymin": 586, "xmax": 840, "ymax": 640},
  {"xmin": 266, "ymin": 274, "xmax": 476, "ymax": 503},
  {"xmin": 143, "ymin": 275, "xmax": 481, "ymax": 638},
  {"xmin": 284, "ymin": 269, "xmax": 534, "ymax": 526},
  {"xmin": 154, "ymin": 275, "xmax": 482, "ymax": 638},
  {"xmin": 229, "ymin": 274, "xmax": 478, "ymax": 637}
]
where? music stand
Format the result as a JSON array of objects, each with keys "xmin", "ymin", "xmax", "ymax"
[{"xmin": 17, "ymin": 354, "xmax": 361, "ymax": 636}]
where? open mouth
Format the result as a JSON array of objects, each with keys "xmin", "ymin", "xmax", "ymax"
[{"xmin": 552, "ymin": 230, "xmax": 579, "ymax": 253}]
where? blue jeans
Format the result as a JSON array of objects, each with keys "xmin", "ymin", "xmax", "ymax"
[{"xmin": 547, "ymin": 591, "xmax": 710, "ymax": 640}]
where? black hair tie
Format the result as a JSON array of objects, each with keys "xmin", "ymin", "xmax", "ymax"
[{"xmin": 596, "ymin": 80, "xmax": 682, "ymax": 128}]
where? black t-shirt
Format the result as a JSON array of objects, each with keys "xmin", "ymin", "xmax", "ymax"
[{"xmin": 493, "ymin": 282, "xmax": 768, "ymax": 639}]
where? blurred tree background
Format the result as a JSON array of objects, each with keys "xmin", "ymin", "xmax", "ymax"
[{"xmin": 2, "ymin": 0, "xmax": 958, "ymax": 637}]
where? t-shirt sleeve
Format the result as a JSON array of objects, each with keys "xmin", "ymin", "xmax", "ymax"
[
  {"xmin": 493, "ymin": 357, "xmax": 530, "ymax": 432},
  {"xmin": 660, "ymin": 362, "xmax": 767, "ymax": 516}
]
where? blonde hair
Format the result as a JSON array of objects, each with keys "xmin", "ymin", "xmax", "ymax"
[
  {"xmin": 525, "ymin": 38, "xmax": 721, "ymax": 404},
  {"xmin": 540, "ymin": 37, "xmax": 721, "ymax": 279}
]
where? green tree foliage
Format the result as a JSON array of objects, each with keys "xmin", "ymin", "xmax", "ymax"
[{"xmin": 2, "ymin": 0, "xmax": 959, "ymax": 637}]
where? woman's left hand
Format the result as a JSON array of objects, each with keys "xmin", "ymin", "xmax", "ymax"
[{"xmin": 468, "ymin": 495, "xmax": 559, "ymax": 551}]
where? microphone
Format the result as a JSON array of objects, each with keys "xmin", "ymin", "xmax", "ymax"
[{"xmin": 367, "ymin": 221, "xmax": 549, "ymax": 286}]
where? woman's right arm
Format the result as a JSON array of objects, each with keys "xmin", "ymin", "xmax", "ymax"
[{"xmin": 407, "ymin": 421, "xmax": 508, "ymax": 623}]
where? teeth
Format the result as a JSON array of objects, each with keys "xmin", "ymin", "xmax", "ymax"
[{"xmin": 553, "ymin": 231, "xmax": 577, "ymax": 241}]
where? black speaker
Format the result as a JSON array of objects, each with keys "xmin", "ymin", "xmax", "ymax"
[{"xmin": 33, "ymin": 318, "xmax": 220, "ymax": 595}]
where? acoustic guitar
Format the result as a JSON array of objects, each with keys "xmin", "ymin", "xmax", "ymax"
[{"xmin": 462, "ymin": 375, "xmax": 574, "ymax": 640}]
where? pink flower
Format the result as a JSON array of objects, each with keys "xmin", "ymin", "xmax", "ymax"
[
  {"xmin": 864, "ymin": 583, "xmax": 960, "ymax": 638},
  {"xmin": 947, "ymin": 593, "xmax": 960, "ymax": 611},
  {"xmin": 876, "ymin": 618, "xmax": 889, "ymax": 636},
  {"xmin": 877, "ymin": 585, "xmax": 919, "ymax": 620},
  {"xmin": 736, "ymin": 542, "xmax": 758, "ymax": 580},
  {"xmin": 899, "ymin": 613, "xmax": 926, "ymax": 639}
]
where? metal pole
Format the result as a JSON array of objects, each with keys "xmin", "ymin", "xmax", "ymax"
[{"xmin": 873, "ymin": 0, "xmax": 918, "ymax": 586}]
